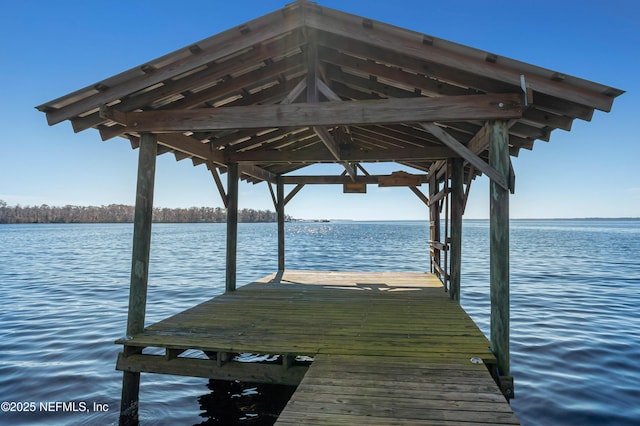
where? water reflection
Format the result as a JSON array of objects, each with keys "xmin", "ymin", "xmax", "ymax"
[{"xmin": 196, "ymin": 380, "xmax": 297, "ymax": 425}]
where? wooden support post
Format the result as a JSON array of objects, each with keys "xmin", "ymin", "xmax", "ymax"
[
  {"xmin": 449, "ymin": 157, "xmax": 464, "ymax": 302},
  {"xmin": 226, "ymin": 163, "xmax": 239, "ymax": 292},
  {"xmin": 428, "ymin": 173, "xmax": 441, "ymax": 280},
  {"xmin": 489, "ymin": 120, "xmax": 512, "ymax": 390},
  {"xmin": 120, "ymin": 132, "xmax": 157, "ymax": 426},
  {"xmin": 277, "ymin": 177, "xmax": 285, "ymax": 272}
]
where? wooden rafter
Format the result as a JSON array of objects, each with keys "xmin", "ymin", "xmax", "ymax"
[
  {"xmin": 43, "ymin": 11, "xmax": 303, "ymax": 126},
  {"xmin": 306, "ymin": 7, "xmax": 616, "ymax": 112}
]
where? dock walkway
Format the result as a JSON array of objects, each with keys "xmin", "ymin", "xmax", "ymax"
[{"xmin": 116, "ymin": 271, "xmax": 519, "ymax": 424}]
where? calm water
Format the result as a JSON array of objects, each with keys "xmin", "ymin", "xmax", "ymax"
[{"xmin": 1, "ymin": 220, "xmax": 639, "ymax": 425}]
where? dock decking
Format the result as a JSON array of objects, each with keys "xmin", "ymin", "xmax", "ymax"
[{"xmin": 116, "ymin": 271, "xmax": 519, "ymax": 424}]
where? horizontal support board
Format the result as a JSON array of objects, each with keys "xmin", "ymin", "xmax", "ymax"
[
  {"xmin": 108, "ymin": 93, "xmax": 523, "ymax": 132},
  {"xmin": 227, "ymin": 145, "xmax": 455, "ymax": 163},
  {"xmin": 116, "ymin": 353, "xmax": 307, "ymax": 386},
  {"xmin": 282, "ymin": 175, "xmax": 429, "ymax": 185}
]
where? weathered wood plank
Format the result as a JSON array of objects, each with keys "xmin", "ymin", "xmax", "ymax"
[
  {"xmin": 115, "ymin": 93, "xmax": 523, "ymax": 132},
  {"xmin": 279, "ymin": 400, "xmax": 518, "ymax": 424}
]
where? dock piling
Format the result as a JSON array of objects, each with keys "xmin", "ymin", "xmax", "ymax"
[
  {"xmin": 489, "ymin": 120, "xmax": 512, "ymax": 393},
  {"xmin": 119, "ymin": 133, "xmax": 157, "ymax": 425}
]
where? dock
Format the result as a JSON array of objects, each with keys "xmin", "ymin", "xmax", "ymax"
[
  {"xmin": 38, "ymin": 2, "xmax": 622, "ymax": 422},
  {"xmin": 116, "ymin": 271, "xmax": 519, "ymax": 424}
]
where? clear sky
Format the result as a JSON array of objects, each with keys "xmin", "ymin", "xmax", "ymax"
[{"xmin": 1, "ymin": 0, "xmax": 638, "ymax": 220}]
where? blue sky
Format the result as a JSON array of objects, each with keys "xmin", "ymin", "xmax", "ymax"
[{"xmin": 1, "ymin": 0, "xmax": 638, "ymax": 219}]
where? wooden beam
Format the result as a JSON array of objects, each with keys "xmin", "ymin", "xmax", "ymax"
[
  {"xmin": 126, "ymin": 133, "xmax": 157, "ymax": 336},
  {"xmin": 305, "ymin": 9, "xmax": 616, "ymax": 112},
  {"xmin": 121, "ymin": 133, "xmax": 157, "ymax": 426},
  {"xmin": 72, "ymin": 32, "xmax": 308, "ymax": 134},
  {"xmin": 306, "ymin": 36, "xmax": 320, "ymax": 103},
  {"xmin": 409, "ymin": 186, "xmax": 429, "ymax": 206},
  {"xmin": 116, "ymin": 353, "xmax": 307, "ymax": 386},
  {"xmin": 112, "ymin": 93, "xmax": 523, "ymax": 132},
  {"xmin": 281, "ymin": 78, "xmax": 307, "ymax": 105},
  {"xmin": 226, "ymin": 144, "xmax": 455, "ymax": 163},
  {"xmin": 489, "ymin": 120, "xmax": 511, "ymax": 383},
  {"xmin": 267, "ymin": 182, "xmax": 277, "ymax": 209},
  {"xmin": 378, "ymin": 171, "xmax": 423, "ymax": 187},
  {"xmin": 226, "ymin": 163, "xmax": 239, "ymax": 292},
  {"xmin": 313, "ymin": 126, "xmax": 341, "ymax": 161},
  {"xmin": 306, "ymin": 38, "xmax": 356, "ymax": 181},
  {"xmin": 210, "ymin": 167, "xmax": 228, "ymax": 208},
  {"xmin": 280, "ymin": 174, "xmax": 428, "ymax": 185},
  {"xmin": 239, "ymin": 165, "xmax": 276, "ymax": 183},
  {"xmin": 421, "ymin": 123, "xmax": 509, "ymax": 191},
  {"xmin": 277, "ymin": 178, "xmax": 286, "ymax": 271},
  {"xmin": 466, "ymin": 122, "xmax": 492, "ymax": 155},
  {"xmin": 428, "ymin": 173, "xmax": 441, "ymax": 279},
  {"xmin": 316, "ymin": 77, "xmax": 342, "ymax": 101},
  {"xmin": 126, "ymin": 132, "xmax": 224, "ymax": 165},
  {"xmin": 317, "ymin": 44, "xmax": 473, "ymax": 98},
  {"xmin": 313, "ymin": 126, "xmax": 357, "ymax": 180},
  {"xmin": 44, "ymin": 12, "xmax": 303, "ymax": 125},
  {"xmin": 449, "ymin": 158, "xmax": 464, "ymax": 302},
  {"xmin": 463, "ymin": 165, "xmax": 475, "ymax": 213},
  {"xmin": 284, "ymin": 184, "xmax": 305, "ymax": 206},
  {"xmin": 428, "ymin": 186, "xmax": 448, "ymax": 207}
]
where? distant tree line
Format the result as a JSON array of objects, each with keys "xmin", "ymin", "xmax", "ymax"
[{"xmin": 0, "ymin": 200, "xmax": 288, "ymax": 224}]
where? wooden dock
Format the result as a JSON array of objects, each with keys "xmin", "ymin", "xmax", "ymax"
[{"xmin": 116, "ymin": 271, "xmax": 519, "ymax": 424}]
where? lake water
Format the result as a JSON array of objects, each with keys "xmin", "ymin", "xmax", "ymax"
[{"xmin": 1, "ymin": 220, "xmax": 639, "ymax": 425}]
